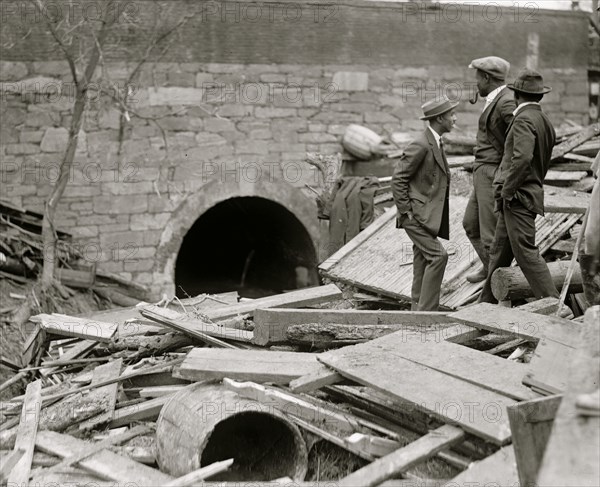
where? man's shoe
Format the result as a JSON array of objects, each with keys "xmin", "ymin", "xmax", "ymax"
[{"xmin": 466, "ymin": 267, "xmax": 487, "ymax": 283}]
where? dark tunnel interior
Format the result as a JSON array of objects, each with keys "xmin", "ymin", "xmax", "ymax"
[{"xmin": 175, "ymin": 196, "xmax": 320, "ymax": 299}]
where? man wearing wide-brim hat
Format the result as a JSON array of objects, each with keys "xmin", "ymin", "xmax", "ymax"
[
  {"xmin": 463, "ymin": 56, "xmax": 516, "ymax": 283},
  {"xmin": 479, "ymin": 68, "xmax": 560, "ymax": 303},
  {"xmin": 392, "ymin": 96, "xmax": 458, "ymax": 311}
]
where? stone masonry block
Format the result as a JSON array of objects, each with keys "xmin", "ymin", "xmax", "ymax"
[
  {"xmin": 331, "ymin": 72, "xmax": 369, "ymax": 92},
  {"xmin": 94, "ymin": 194, "xmax": 148, "ymax": 214}
]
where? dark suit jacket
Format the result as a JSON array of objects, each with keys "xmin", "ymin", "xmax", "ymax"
[
  {"xmin": 479, "ymin": 87, "xmax": 516, "ymax": 157},
  {"xmin": 392, "ymin": 129, "xmax": 450, "ymax": 239},
  {"xmin": 494, "ymin": 104, "xmax": 556, "ymax": 215}
]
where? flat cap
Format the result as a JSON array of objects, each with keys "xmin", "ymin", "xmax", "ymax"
[{"xmin": 469, "ymin": 56, "xmax": 510, "ymax": 81}]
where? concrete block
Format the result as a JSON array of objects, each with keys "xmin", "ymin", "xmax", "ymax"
[
  {"xmin": 19, "ymin": 131, "xmax": 44, "ymax": 143},
  {"xmin": 234, "ymin": 140, "xmax": 270, "ymax": 155},
  {"xmin": 195, "ymin": 72, "xmax": 214, "ymax": 87},
  {"xmin": 31, "ymin": 61, "xmax": 70, "ymax": 77},
  {"xmin": 216, "ymin": 104, "xmax": 253, "ymax": 118},
  {"xmin": 298, "ymin": 132, "xmax": 338, "ymax": 143},
  {"xmin": 331, "ymin": 72, "xmax": 369, "ymax": 92},
  {"xmin": 124, "ymin": 259, "xmax": 155, "ymax": 272}
]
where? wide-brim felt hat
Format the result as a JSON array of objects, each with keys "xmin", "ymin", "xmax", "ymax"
[
  {"xmin": 507, "ymin": 68, "xmax": 552, "ymax": 95},
  {"xmin": 419, "ymin": 97, "xmax": 459, "ymax": 120}
]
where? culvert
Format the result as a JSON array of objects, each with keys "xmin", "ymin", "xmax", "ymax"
[
  {"xmin": 156, "ymin": 383, "xmax": 308, "ymax": 481},
  {"xmin": 174, "ymin": 196, "xmax": 318, "ymax": 299}
]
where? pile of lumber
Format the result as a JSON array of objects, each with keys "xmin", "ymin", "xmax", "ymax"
[
  {"xmin": 2, "ymin": 275, "xmax": 597, "ymax": 485},
  {"xmin": 0, "ymin": 199, "xmax": 150, "ymax": 306}
]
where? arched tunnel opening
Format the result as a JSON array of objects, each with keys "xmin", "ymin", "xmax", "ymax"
[{"xmin": 175, "ymin": 196, "xmax": 320, "ymax": 299}]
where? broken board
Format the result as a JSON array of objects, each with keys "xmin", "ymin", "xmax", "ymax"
[
  {"xmin": 174, "ymin": 348, "xmax": 322, "ymax": 384},
  {"xmin": 318, "ymin": 332, "xmax": 516, "ymax": 444},
  {"xmin": 446, "ymin": 446, "xmax": 518, "ymax": 484}
]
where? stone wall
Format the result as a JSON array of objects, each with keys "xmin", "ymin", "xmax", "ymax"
[{"xmin": 0, "ymin": 1, "xmax": 591, "ymax": 296}]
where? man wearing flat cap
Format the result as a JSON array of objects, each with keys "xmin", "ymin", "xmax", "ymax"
[
  {"xmin": 463, "ymin": 56, "xmax": 516, "ymax": 283},
  {"xmin": 392, "ymin": 96, "xmax": 458, "ymax": 311},
  {"xmin": 479, "ymin": 68, "xmax": 560, "ymax": 303}
]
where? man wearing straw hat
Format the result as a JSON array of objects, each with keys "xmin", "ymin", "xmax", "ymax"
[
  {"xmin": 392, "ymin": 96, "xmax": 458, "ymax": 311},
  {"xmin": 479, "ymin": 68, "xmax": 560, "ymax": 303},
  {"xmin": 463, "ymin": 56, "xmax": 515, "ymax": 283}
]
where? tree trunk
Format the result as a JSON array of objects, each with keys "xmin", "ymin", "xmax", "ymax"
[{"xmin": 40, "ymin": 6, "xmax": 118, "ymax": 291}]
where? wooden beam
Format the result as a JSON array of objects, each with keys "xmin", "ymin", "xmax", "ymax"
[
  {"xmin": 491, "ymin": 261, "xmax": 583, "ymax": 301},
  {"xmin": 544, "ymin": 192, "xmax": 590, "ymax": 214},
  {"xmin": 7, "ymin": 379, "xmax": 42, "ymax": 486},
  {"xmin": 253, "ymin": 308, "xmax": 452, "ymax": 346},
  {"xmin": 174, "ymin": 348, "xmax": 322, "ymax": 384},
  {"xmin": 35, "ymin": 431, "xmax": 173, "ymax": 484},
  {"xmin": 450, "ymin": 446, "xmax": 518, "ymax": 484},
  {"xmin": 0, "ymin": 448, "xmax": 24, "ymax": 482},
  {"xmin": 337, "ymin": 425, "xmax": 465, "ymax": 487},
  {"xmin": 204, "ymin": 284, "xmax": 343, "ymax": 321}
]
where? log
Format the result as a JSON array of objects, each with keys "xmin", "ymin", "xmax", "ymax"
[
  {"xmin": 491, "ymin": 261, "xmax": 583, "ymax": 302},
  {"xmin": 286, "ymin": 323, "xmax": 410, "ymax": 347}
]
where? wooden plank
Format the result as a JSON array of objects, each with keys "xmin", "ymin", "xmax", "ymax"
[
  {"xmin": 139, "ymin": 305, "xmax": 248, "ymax": 347},
  {"xmin": 0, "ymin": 448, "xmax": 24, "ymax": 482},
  {"xmin": 31, "ymin": 313, "xmax": 117, "ymax": 343},
  {"xmin": 40, "ymin": 340, "xmax": 97, "ymax": 376},
  {"xmin": 387, "ymin": 332, "xmax": 538, "ymax": 401},
  {"xmin": 338, "ymin": 425, "xmax": 464, "ymax": 487},
  {"xmin": 37, "ymin": 425, "xmax": 152, "ymax": 477},
  {"xmin": 35, "ymin": 431, "xmax": 173, "ymax": 484},
  {"xmin": 203, "ymin": 284, "xmax": 343, "ymax": 321},
  {"xmin": 447, "ymin": 446, "xmax": 518, "ymax": 484},
  {"xmin": 544, "ymin": 192, "xmax": 590, "ymax": 214},
  {"xmin": 523, "ymin": 339, "xmax": 572, "ymax": 395},
  {"xmin": 174, "ymin": 348, "xmax": 321, "ymax": 384},
  {"xmin": 7, "ymin": 379, "xmax": 42, "ymax": 486},
  {"xmin": 109, "ymin": 394, "xmax": 174, "ymax": 428},
  {"xmin": 164, "ymin": 459, "xmax": 234, "ymax": 487},
  {"xmin": 318, "ymin": 337, "xmax": 516, "ymax": 444},
  {"xmin": 507, "ymin": 395, "xmax": 561, "ymax": 486},
  {"xmin": 449, "ymin": 303, "xmax": 578, "ymax": 345},
  {"xmin": 544, "ymin": 170, "xmax": 587, "ymax": 182},
  {"xmin": 253, "ymin": 308, "xmax": 452, "ymax": 346},
  {"xmin": 289, "ymin": 366, "xmax": 345, "ymax": 393},
  {"xmin": 537, "ymin": 306, "xmax": 600, "ymax": 486},
  {"xmin": 78, "ymin": 359, "xmax": 123, "ymax": 431},
  {"xmin": 551, "ymin": 123, "xmax": 599, "ymax": 160},
  {"xmin": 138, "ymin": 385, "xmax": 186, "ymax": 398},
  {"xmin": 288, "ymin": 324, "xmax": 481, "ymax": 394}
]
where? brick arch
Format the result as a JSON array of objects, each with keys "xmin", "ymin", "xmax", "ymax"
[{"xmin": 151, "ymin": 177, "xmax": 320, "ymax": 297}]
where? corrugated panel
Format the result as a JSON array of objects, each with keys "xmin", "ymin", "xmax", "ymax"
[{"xmin": 320, "ymin": 197, "xmax": 580, "ymax": 309}]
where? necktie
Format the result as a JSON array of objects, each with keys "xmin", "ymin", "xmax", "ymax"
[{"xmin": 439, "ymin": 139, "xmax": 449, "ymax": 173}]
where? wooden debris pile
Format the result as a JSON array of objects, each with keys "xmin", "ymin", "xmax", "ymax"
[{"xmin": 3, "ymin": 274, "xmax": 597, "ymax": 485}]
